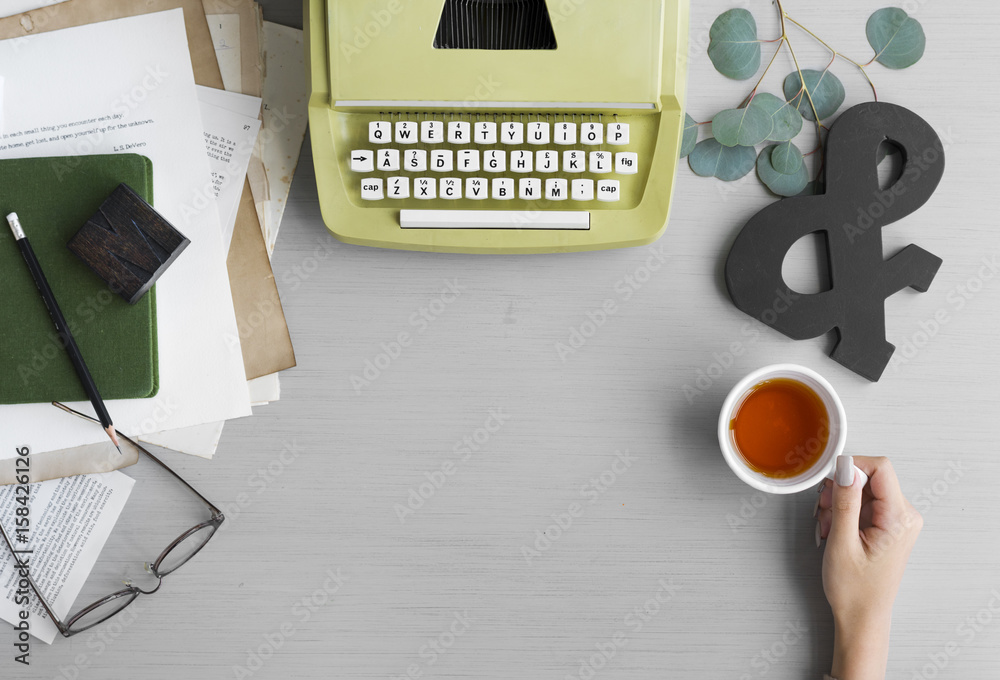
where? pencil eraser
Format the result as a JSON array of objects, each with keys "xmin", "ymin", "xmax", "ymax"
[{"xmin": 67, "ymin": 183, "xmax": 190, "ymax": 305}]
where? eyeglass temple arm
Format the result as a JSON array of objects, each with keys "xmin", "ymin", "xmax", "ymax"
[
  {"xmin": 0, "ymin": 518, "xmax": 69, "ymax": 634},
  {"xmin": 51, "ymin": 402, "xmax": 224, "ymax": 520}
]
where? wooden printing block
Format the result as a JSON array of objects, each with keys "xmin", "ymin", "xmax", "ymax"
[{"xmin": 67, "ymin": 183, "xmax": 190, "ymax": 304}]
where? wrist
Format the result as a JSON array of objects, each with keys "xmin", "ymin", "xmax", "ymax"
[{"xmin": 831, "ymin": 613, "xmax": 892, "ymax": 680}]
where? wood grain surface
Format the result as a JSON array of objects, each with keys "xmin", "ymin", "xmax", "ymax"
[{"xmin": 16, "ymin": 1, "xmax": 1000, "ymax": 678}]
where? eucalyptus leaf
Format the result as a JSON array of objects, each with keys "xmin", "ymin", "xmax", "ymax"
[
  {"xmin": 708, "ymin": 9, "xmax": 761, "ymax": 80},
  {"xmin": 689, "ymin": 138, "xmax": 757, "ymax": 181},
  {"xmin": 757, "ymin": 145, "xmax": 808, "ymax": 196},
  {"xmin": 771, "ymin": 141, "xmax": 803, "ymax": 175},
  {"xmin": 782, "ymin": 69, "xmax": 846, "ymax": 121},
  {"xmin": 748, "ymin": 92, "xmax": 803, "ymax": 142},
  {"xmin": 713, "ymin": 106, "xmax": 773, "ymax": 147},
  {"xmin": 866, "ymin": 8, "xmax": 925, "ymax": 69},
  {"xmin": 680, "ymin": 113, "xmax": 698, "ymax": 158}
]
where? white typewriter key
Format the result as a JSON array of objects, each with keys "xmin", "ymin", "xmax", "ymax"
[
  {"xmin": 414, "ymin": 177, "xmax": 436, "ymax": 199},
  {"xmin": 563, "ymin": 150, "xmax": 585, "ymax": 173},
  {"xmin": 457, "ymin": 149, "xmax": 480, "ymax": 172},
  {"xmin": 527, "ymin": 121, "xmax": 550, "ymax": 145},
  {"xmin": 501, "ymin": 121, "xmax": 524, "ymax": 145},
  {"xmin": 369, "ymin": 121, "xmax": 391, "ymax": 144},
  {"xmin": 536, "ymin": 150, "xmax": 558, "ymax": 173},
  {"xmin": 377, "ymin": 148, "xmax": 400, "ymax": 171},
  {"xmin": 474, "ymin": 122, "xmax": 497, "ymax": 145},
  {"xmin": 597, "ymin": 179, "xmax": 620, "ymax": 201},
  {"xmin": 615, "ymin": 152, "xmax": 638, "ymax": 174},
  {"xmin": 466, "ymin": 178, "xmax": 488, "ymax": 200},
  {"xmin": 571, "ymin": 179, "xmax": 595, "ymax": 201},
  {"xmin": 440, "ymin": 177, "xmax": 462, "ymax": 199},
  {"xmin": 361, "ymin": 178, "xmax": 384, "ymax": 200},
  {"xmin": 589, "ymin": 151, "xmax": 611, "ymax": 173},
  {"xmin": 350, "ymin": 150, "xmax": 374, "ymax": 173},
  {"xmin": 405, "ymin": 149, "xmax": 427, "ymax": 172},
  {"xmin": 608, "ymin": 122, "xmax": 630, "ymax": 145},
  {"xmin": 510, "ymin": 150, "xmax": 533, "ymax": 173},
  {"xmin": 430, "ymin": 149, "xmax": 453, "ymax": 172},
  {"xmin": 387, "ymin": 177, "xmax": 410, "ymax": 199},
  {"xmin": 518, "ymin": 177, "xmax": 542, "ymax": 200},
  {"xmin": 447, "ymin": 121, "xmax": 471, "ymax": 144},
  {"xmin": 492, "ymin": 177, "xmax": 514, "ymax": 200},
  {"xmin": 581, "ymin": 122, "xmax": 603, "ymax": 145},
  {"xmin": 545, "ymin": 178, "xmax": 568, "ymax": 201},
  {"xmin": 484, "ymin": 150, "xmax": 506, "ymax": 173},
  {"xmin": 395, "ymin": 121, "xmax": 418, "ymax": 144},
  {"xmin": 554, "ymin": 122, "xmax": 577, "ymax": 145},
  {"xmin": 421, "ymin": 120, "xmax": 444, "ymax": 144}
]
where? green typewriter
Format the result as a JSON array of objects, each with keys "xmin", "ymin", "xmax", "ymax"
[{"xmin": 305, "ymin": 0, "xmax": 689, "ymax": 253}]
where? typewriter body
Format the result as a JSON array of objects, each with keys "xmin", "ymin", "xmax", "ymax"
[{"xmin": 305, "ymin": 0, "xmax": 689, "ymax": 253}]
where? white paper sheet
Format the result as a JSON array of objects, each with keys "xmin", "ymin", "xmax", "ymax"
[
  {"xmin": 0, "ymin": 10, "xmax": 252, "ymax": 456},
  {"xmin": 196, "ymin": 86, "xmax": 261, "ymax": 250},
  {"xmin": 260, "ymin": 22, "xmax": 308, "ymax": 255},
  {"xmin": 0, "ymin": 471, "xmax": 134, "ymax": 644},
  {"xmin": 141, "ymin": 420, "xmax": 225, "ymax": 460},
  {"xmin": 206, "ymin": 14, "xmax": 242, "ymax": 93},
  {"xmin": 249, "ymin": 373, "xmax": 280, "ymax": 404}
]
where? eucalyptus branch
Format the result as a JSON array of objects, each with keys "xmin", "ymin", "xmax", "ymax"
[{"xmin": 784, "ymin": 14, "xmax": 878, "ymax": 100}]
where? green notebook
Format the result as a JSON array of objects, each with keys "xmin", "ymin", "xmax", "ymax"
[{"xmin": 0, "ymin": 154, "xmax": 159, "ymax": 404}]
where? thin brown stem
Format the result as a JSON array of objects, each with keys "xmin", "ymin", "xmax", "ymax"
[{"xmin": 784, "ymin": 14, "xmax": 878, "ymax": 100}]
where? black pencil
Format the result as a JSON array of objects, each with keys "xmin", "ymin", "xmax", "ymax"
[{"xmin": 6, "ymin": 212, "xmax": 122, "ymax": 454}]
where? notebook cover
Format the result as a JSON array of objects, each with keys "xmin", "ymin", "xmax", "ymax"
[{"xmin": 0, "ymin": 154, "xmax": 158, "ymax": 404}]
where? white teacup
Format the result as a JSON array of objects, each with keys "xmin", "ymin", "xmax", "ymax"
[{"xmin": 718, "ymin": 364, "xmax": 847, "ymax": 494}]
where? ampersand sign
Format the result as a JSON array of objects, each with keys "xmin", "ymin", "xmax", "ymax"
[{"xmin": 725, "ymin": 102, "xmax": 945, "ymax": 382}]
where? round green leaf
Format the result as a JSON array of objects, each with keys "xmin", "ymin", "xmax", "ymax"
[
  {"xmin": 689, "ymin": 138, "xmax": 756, "ymax": 181},
  {"xmin": 680, "ymin": 113, "xmax": 698, "ymax": 158},
  {"xmin": 782, "ymin": 69, "xmax": 846, "ymax": 121},
  {"xmin": 866, "ymin": 8, "xmax": 925, "ymax": 69},
  {"xmin": 771, "ymin": 141, "xmax": 803, "ymax": 175},
  {"xmin": 708, "ymin": 9, "xmax": 761, "ymax": 80},
  {"xmin": 748, "ymin": 92, "xmax": 803, "ymax": 142},
  {"xmin": 757, "ymin": 145, "xmax": 808, "ymax": 196},
  {"xmin": 712, "ymin": 106, "xmax": 772, "ymax": 147}
]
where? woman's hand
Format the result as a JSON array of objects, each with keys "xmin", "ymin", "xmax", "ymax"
[{"xmin": 815, "ymin": 455, "xmax": 923, "ymax": 680}]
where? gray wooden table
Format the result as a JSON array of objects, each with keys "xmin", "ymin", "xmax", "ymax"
[{"xmin": 17, "ymin": 1, "xmax": 1000, "ymax": 678}]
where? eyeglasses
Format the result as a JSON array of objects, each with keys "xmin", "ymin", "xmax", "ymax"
[{"xmin": 0, "ymin": 402, "xmax": 224, "ymax": 637}]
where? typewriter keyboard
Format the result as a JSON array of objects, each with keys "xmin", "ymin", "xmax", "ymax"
[{"xmin": 341, "ymin": 112, "xmax": 655, "ymax": 228}]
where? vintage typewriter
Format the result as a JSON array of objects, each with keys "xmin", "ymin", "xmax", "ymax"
[{"xmin": 305, "ymin": 0, "xmax": 689, "ymax": 253}]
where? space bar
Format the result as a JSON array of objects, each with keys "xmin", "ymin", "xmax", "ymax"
[{"xmin": 400, "ymin": 209, "xmax": 590, "ymax": 230}]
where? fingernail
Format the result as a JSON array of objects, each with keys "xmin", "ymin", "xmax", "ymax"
[
  {"xmin": 835, "ymin": 454, "xmax": 854, "ymax": 487},
  {"xmin": 815, "ymin": 522, "xmax": 822, "ymax": 547},
  {"xmin": 817, "ymin": 480, "xmax": 826, "ymax": 493},
  {"xmin": 812, "ymin": 495, "xmax": 821, "ymax": 518}
]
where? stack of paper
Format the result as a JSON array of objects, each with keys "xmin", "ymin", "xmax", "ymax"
[{"xmin": 0, "ymin": 0, "xmax": 310, "ymax": 641}]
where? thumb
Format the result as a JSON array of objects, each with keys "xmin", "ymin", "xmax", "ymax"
[{"xmin": 828, "ymin": 455, "xmax": 863, "ymax": 551}]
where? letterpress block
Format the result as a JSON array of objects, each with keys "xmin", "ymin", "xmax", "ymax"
[{"xmin": 68, "ymin": 183, "xmax": 190, "ymax": 304}]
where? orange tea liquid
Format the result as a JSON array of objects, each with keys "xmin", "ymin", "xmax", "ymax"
[{"xmin": 730, "ymin": 378, "xmax": 830, "ymax": 478}]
